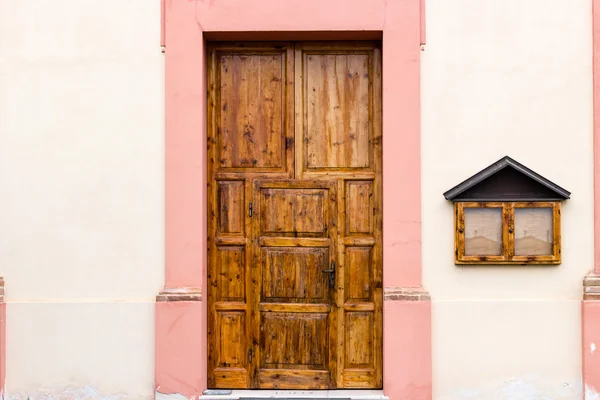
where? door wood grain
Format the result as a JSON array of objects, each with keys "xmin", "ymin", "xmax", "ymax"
[{"xmin": 207, "ymin": 41, "xmax": 382, "ymax": 389}]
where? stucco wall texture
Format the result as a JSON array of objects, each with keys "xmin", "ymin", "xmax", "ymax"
[
  {"xmin": 422, "ymin": 1, "xmax": 592, "ymax": 398},
  {"xmin": 0, "ymin": 0, "xmax": 594, "ymax": 399},
  {"xmin": 0, "ymin": 1, "xmax": 163, "ymax": 399}
]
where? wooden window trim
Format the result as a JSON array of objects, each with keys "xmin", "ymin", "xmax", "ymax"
[
  {"xmin": 511, "ymin": 201, "xmax": 561, "ymax": 264},
  {"xmin": 455, "ymin": 202, "xmax": 509, "ymax": 264},
  {"xmin": 455, "ymin": 201, "xmax": 561, "ymax": 265}
]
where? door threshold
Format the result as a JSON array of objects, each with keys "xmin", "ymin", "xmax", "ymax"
[{"xmin": 201, "ymin": 390, "xmax": 387, "ymax": 400}]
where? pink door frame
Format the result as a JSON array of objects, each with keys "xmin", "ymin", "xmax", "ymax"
[
  {"xmin": 155, "ymin": 1, "xmax": 432, "ymax": 399},
  {"xmin": 584, "ymin": 0, "xmax": 600, "ymax": 396},
  {"xmin": 0, "ymin": 278, "xmax": 5, "ymax": 399}
]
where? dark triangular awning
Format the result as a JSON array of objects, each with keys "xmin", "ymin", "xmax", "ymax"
[{"xmin": 443, "ymin": 156, "xmax": 570, "ymax": 202}]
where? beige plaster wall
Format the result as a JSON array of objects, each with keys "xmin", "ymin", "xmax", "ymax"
[
  {"xmin": 0, "ymin": 0, "xmax": 594, "ymax": 399},
  {"xmin": 422, "ymin": 1, "xmax": 593, "ymax": 398},
  {"xmin": 0, "ymin": 1, "xmax": 163, "ymax": 398}
]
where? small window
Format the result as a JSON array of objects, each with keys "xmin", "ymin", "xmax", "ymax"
[{"xmin": 455, "ymin": 201, "xmax": 560, "ymax": 264}]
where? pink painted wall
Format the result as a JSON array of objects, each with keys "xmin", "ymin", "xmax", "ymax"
[
  {"xmin": 384, "ymin": 301, "xmax": 432, "ymax": 399},
  {"xmin": 381, "ymin": 0, "xmax": 423, "ymax": 288},
  {"xmin": 0, "ymin": 303, "xmax": 4, "ymax": 399},
  {"xmin": 594, "ymin": 0, "xmax": 600, "ymax": 273},
  {"xmin": 0, "ymin": 278, "xmax": 5, "ymax": 399},
  {"xmin": 159, "ymin": 0, "xmax": 428, "ymax": 398},
  {"xmin": 164, "ymin": 0, "xmax": 423, "ymax": 294},
  {"xmin": 164, "ymin": 0, "xmax": 206, "ymax": 289},
  {"xmin": 155, "ymin": 302, "xmax": 203, "ymax": 395},
  {"xmin": 586, "ymin": 1, "xmax": 600, "ymax": 398},
  {"xmin": 583, "ymin": 302, "xmax": 600, "ymax": 396}
]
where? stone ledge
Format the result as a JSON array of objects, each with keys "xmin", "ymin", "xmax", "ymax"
[
  {"xmin": 384, "ymin": 286, "xmax": 430, "ymax": 301},
  {"xmin": 156, "ymin": 287, "xmax": 202, "ymax": 302},
  {"xmin": 583, "ymin": 272, "xmax": 600, "ymax": 300}
]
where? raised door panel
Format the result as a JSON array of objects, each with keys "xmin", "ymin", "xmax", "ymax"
[
  {"xmin": 252, "ymin": 180, "xmax": 337, "ymax": 389},
  {"xmin": 345, "ymin": 181, "xmax": 374, "ymax": 235},
  {"xmin": 210, "ymin": 242, "xmax": 250, "ymax": 388},
  {"xmin": 345, "ymin": 312, "xmax": 374, "ymax": 368},
  {"xmin": 217, "ymin": 181, "xmax": 245, "ymax": 235},
  {"xmin": 209, "ymin": 43, "xmax": 294, "ymax": 176},
  {"xmin": 208, "ymin": 177, "xmax": 250, "ymax": 388},
  {"xmin": 208, "ymin": 178, "xmax": 251, "ymax": 387},
  {"xmin": 345, "ymin": 247, "xmax": 372, "ymax": 302},
  {"xmin": 304, "ymin": 54, "xmax": 370, "ymax": 169},
  {"xmin": 216, "ymin": 246, "xmax": 246, "ymax": 301},
  {"xmin": 338, "ymin": 183, "xmax": 382, "ymax": 388},
  {"xmin": 262, "ymin": 312, "xmax": 329, "ymax": 369},
  {"xmin": 262, "ymin": 247, "xmax": 328, "ymax": 302},
  {"xmin": 295, "ymin": 42, "xmax": 381, "ymax": 178},
  {"xmin": 260, "ymin": 189, "xmax": 326, "ymax": 236}
]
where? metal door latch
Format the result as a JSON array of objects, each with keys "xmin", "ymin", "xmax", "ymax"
[{"xmin": 323, "ymin": 261, "xmax": 335, "ymax": 289}]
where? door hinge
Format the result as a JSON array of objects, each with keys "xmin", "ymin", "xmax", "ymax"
[
  {"xmin": 248, "ymin": 202, "xmax": 253, "ymax": 217},
  {"xmin": 248, "ymin": 348, "xmax": 253, "ymax": 363}
]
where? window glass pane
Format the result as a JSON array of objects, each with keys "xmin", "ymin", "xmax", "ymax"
[
  {"xmin": 464, "ymin": 208, "xmax": 502, "ymax": 256},
  {"xmin": 514, "ymin": 208, "xmax": 553, "ymax": 256}
]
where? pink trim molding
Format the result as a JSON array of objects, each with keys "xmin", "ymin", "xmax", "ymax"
[
  {"xmin": 157, "ymin": 0, "xmax": 429, "ymax": 398},
  {"xmin": 384, "ymin": 298, "xmax": 432, "ymax": 400},
  {"xmin": 160, "ymin": 0, "xmax": 165, "ymax": 49},
  {"xmin": 595, "ymin": 0, "xmax": 600, "ymax": 274},
  {"xmin": 420, "ymin": 0, "xmax": 427, "ymax": 45},
  {"xmin": 583, "ymin": 300, "xmax": 600, "ymax": 397},
  {"xmin": 156, "ymin": 301, "xmax": 203, "ymax": 395},
  {"xmin": 0, "ymin": 278, "xmax": 5, "ymax": 399},
  {"xmin": 584, "ymin": 0, "xmax": 600, "ymax": 396}
]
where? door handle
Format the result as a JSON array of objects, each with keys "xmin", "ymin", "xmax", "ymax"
[{"xmin": 323, "ymin": 261, "xmax": 335, "ymax": 289}]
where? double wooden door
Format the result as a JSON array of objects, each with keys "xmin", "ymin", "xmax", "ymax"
[{"xmin": 207, "ymin": 41, "xmax": 382, "ymax": 389}]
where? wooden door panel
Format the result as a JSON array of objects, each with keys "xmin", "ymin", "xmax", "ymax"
[
  {"xmin": 262, "ymin": 247, "xmax": 328, "ymax": 302},
  {"xmin": 217, "ymin": 311, "xmax": 246, "ymax": 365},
  {"xmin": 345, "ymin": 180, "xmax": 374, "ymax": 235},
  {"xmin": 258, "ymin": 369, "xmax": 330, "ymax": 390},
  {"xmin": 216, "ymin": 181, "xmax": 245, "ymax": 235},
  {"xmin": 345, "ymin": 247, "xmax": 372, "ymax": 301},
  {"xmin": 207, "ymin": 42, "xmax": 296, "ymax": 389},
  {"xmin": 292, "ymin": 43, "xmax": 382, "ymax": 389},
  {"xmin": 304, "ymin": 54, "xmax": 370, "ymax": 169},
  {"xmin": 260, "ymin": 189, "xmax": 326, "ymax": 235},
  {"xmin": 253, "ymin": 180, "xmax": 337, "ymax": 389},
  {"xmin": 295, "ymin": 43, "xmax": 380, "ymax": 177},
  {"xmin": 339, "ymin": 178, "xmax": 382, "ymax": 388},
  {"xmin": 208, "ymin": 178, "xmax": 251, "ymax": 388},
  {"xmin": 262, "ymin": 312, "xmax": 329, "ymax": 368},
  {"xmin": 215, "ymin": 246, "xmax": 246, "ymax": 301},
  {"xmin": 208, "ymin": 42, "xmax": 382, "ymax": 389},
  {"xmin": 210, "ymin": 43, "xmax": 294, "ymax": 175},
  {"xmin": 210, "ymin": 242, "xmax": 250, "ymax": 389},
  {"xmin": 213, "ymin": 366, "xmax": 248, "ymax": 389},
  {"xmin": 213, "ymin": 305, "xmax": 249, "ymax": 388},
  {"xmin": 345, "ymin": 312, "xmax": 374, "ymax": 368},
  {"xmin": 218, "ymin": 54, "xmax": 284, "ymax": 169},
  {"xmin": 208, "ymin": 177, "xmax": 251, "ymax": 388}
]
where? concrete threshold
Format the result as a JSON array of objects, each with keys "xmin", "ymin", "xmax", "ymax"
[{"xmin": 201, "ymin": 390, "xmax": 387, "ymax": 400}]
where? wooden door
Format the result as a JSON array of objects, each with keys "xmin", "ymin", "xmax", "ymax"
[
  {"xmin": 252, "ymin": 180, "xmax": 338, "ymax": 388},
  {"xmin": 207, "ymin": 41, "xmax": 382, "ymax": 389}
]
